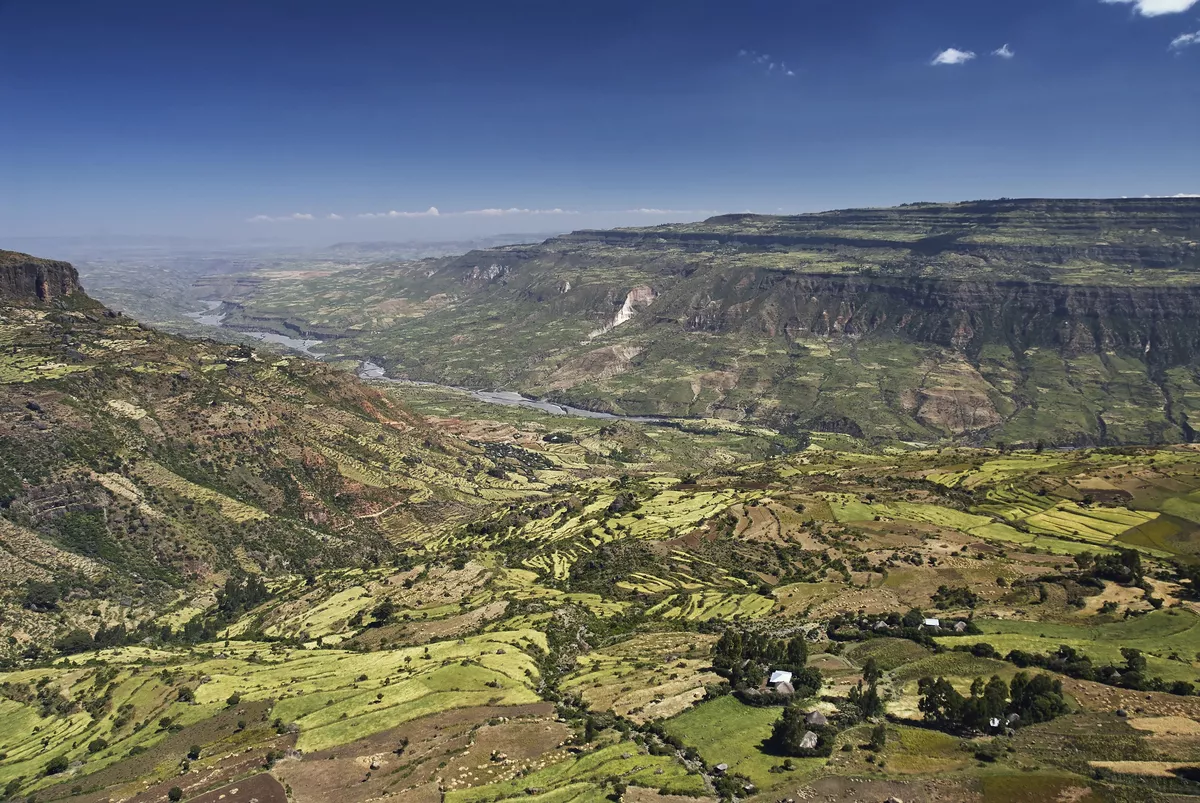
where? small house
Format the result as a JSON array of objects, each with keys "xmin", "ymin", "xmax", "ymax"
[
  {"xmin": 922, "ymin": 618, "xmax": 941, "ymax": 629},
  {"xmin": 805, "ymin": 711, "xmax": 828, "ymax": 727},
  {"xmin": 774, "ymin": 682, "xmax": 795, "ymax": 695},
  {"xmin": 988, "ymin": 717, "xmax": 1001, "ymax": 729},
  {"xmin": 768, "ymin": 670, "xmax": 793, "ymax": 685},
  {"xmin": 953, "ymin": 621, "xmax": 968, "ymax": 633},
  {"xmin": 799, "ymin": 731, "xmax": 819, "ymax": 750},
  {"xmin": 714, "ymin": 763, "xmax": 729, "ymax": 774}
]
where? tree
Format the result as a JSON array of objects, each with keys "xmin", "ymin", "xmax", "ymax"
[
  {"xmin": 23, "ymin": 580, "xmax": 60, "ymax": 612},
  {"xmin": 44, "ymin": 755, "xmax": 69, "ymax": 776},
  {"xmin": 87, "ymin": 738, "xmax": 108, "ymax": 754},
  {"xmin": 55, "ymin": 630, "xmax": 96, "ymax": 655},
  {"xmin": 786, "ymin": 635, "xmax": 808, "ymax": 667},
  {"xmin": 917, "ymin": 677, "xmax": 964, "ymax": 729},
  {"xmin": 226, "ymin": 692, "xmax": 241, "ymax": 707},
  {"xmin": 168, "ymin": 787, "xmax": 184, "ymax": 801},
  {"xmin": 869, "ymin": 724, "xmax": 887, "ymax": 751},
  {"xmin": 177, "ymin": 687, "xmax": 195, "ymax": 703},
  {"xmin": 372, "ymin": 598, "xmax": 397, "ymax": 625},
  {"xmin": 1008, "ymin": 672, "xmax": 1068, "ymax": 724},
  {"xmin": 187, "ymin": 745, "xmax": 201, "ymax": 760}
]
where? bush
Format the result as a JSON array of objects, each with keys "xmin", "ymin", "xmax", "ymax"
[
  {"xmin": 169, "ymin": 787, "xmax": 184, "ymax": 801},
  {"xmin": 87, "ymin": 738, "xmax": 109, "ymax": 754},
  {"xmin": 44, "ymin": 755, "xmax": 69, "ymax": 775}
]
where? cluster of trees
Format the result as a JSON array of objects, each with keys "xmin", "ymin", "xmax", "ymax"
[
  {"xmin": 846, "ymin": 657, "xmax": 884, "ymax": 719},
  {"xmin": 769, "ymin": 703, "xmax": 837, "ymax": 757},
  {"xmin": 825, "ymin": 609, "xmax": 979, "ymax": 647},
  {"xmin": 215, "ymin": 575, "xmax": 270, "ymax": 619},
  {"xmin": 22, "ymin": 580, "xmax": 61, "ymax": 611},
  {"xmin": 1002, "ymin": 644, "xmax": 1195, "ymax": 696},
  {"xmin": 712, "ymin": 629, "xmax": 820, "ymax": 697},
  {"xmin": 931, "ymin": 585, "xmax": 979, "ymax": 610},
  {"xmin": 917, "ymin": 672, "xmax": 1067, "ymax": 734},
  {"xmin": 1075, "ymin": 550, "xmax": 1143, "ymax": 586},
  {"xmin": 54, "ymin": 623, "xmax": 129, "ymax": 655}
]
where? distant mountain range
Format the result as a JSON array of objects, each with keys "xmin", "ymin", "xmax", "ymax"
[{"xmin": 201, "ymin": 198, "xmax": 1200, "ymax": 446}]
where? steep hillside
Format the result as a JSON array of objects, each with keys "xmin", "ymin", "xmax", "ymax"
[
  {"xmin": 0, "ymin": 249, "xmax": 569, "ymax": 657},
  {"xmin": 205, "ymin": 198, "xmax": 1200, "ymax": 446}
]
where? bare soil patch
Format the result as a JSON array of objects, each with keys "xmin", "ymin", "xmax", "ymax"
[
  {"xmin": 276, "ymin": 702, "xmax": 554, "ymax": 803},
  {"xmin": 186, "ymin": 774, "xmax": 287, "ymax": 803}
]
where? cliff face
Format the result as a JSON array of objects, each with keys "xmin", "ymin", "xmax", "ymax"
[
  {"xmin": 671, "ymin": 270, "xmax": 1200, "ymax": 365},
  {"xmin": 0, "ymin": 250, "xmax": 86, "ymax": 304},
  {"xmin": 192, "ymin": 198, "xmax": 1200, "ymax": 444}
]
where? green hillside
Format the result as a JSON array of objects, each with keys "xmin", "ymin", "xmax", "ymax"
[{"xmin": 8, "ymin": 245, "xmax": 1200, "ymax": 803}]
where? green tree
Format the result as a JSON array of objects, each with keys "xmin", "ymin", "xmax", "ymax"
[
  {"xmin": 786, "ymin": 635, "xmax": 808, "ymax": 667},
  {"xmin": 372, "ymin": 598, "xmax": 397, "ymax": 625},
  {"xmin": 869, "ymin": 724, "xmax": 887, "ymax": 751},
  {"xmin": 168, "ymin": 787, "xmax": 184, "ymax": 801}
]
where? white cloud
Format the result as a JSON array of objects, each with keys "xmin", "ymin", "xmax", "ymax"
[
  {"xmin": 358, "ymin": 206, "xmax": 441, "ymax": 219},
  {"xmin": 618, "ymin": 208, "xmax": 720, "ymax": 216},
  {"xmin": 327, "ymin": 213, "xmax": 343, "ymax": 220},
  {"xmin": 932, "ymin": 48, "xmax": 976, "ymax": 66},
  {"xmin": 1102, "ymin": 0, "xmax": 1199, "ymax": 16},
  {"xmin": 993, "ymin": 44, "xmax": 1015, "ymax": 59},
  {"xmin": 460, "ymin": 207, "xmax": 578, "ymax": 216},
  {"xmin": 354, "ymin": 206, "xmax": 579, "ymax": 219},
  {"xmin": 247, "ymin": 212, "xmax": 315, "ymax": 223},
  {"xmin": 1171, "ymin": 29, "xmax": 1200, "ymax": 48},
  {"xmin": 738, "ymin": 49, "xmax": 797, "ymax": 77}
]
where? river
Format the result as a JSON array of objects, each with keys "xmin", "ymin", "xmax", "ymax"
[
  {"xmin": 185, "ymin": 303, "xmax": 324, "ymax": 357},
  {"xmin": 357, "ymin": 362, "xmax": 660, "ymax": 422},
  {"xmin": 185, "ymin": 306, "xmax": 655, "ymax": 422}
]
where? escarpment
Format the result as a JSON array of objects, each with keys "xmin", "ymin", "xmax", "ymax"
[
  {"xmin": 179, "ymin": 198, "xmax": 1200, "ymax": 443},
  {"xmin": 0, "ymin": 250, "xmax": 86, "ymax": 304}
]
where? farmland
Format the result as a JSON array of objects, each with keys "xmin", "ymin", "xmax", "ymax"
[{"xmin": 8, "ymin": 257, "xmax": 1200, "ymax": 803}]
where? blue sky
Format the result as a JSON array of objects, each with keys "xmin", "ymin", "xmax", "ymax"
[{"xmin": 1, "ymin": 0, "xmax": 1198, "ymax": 242}]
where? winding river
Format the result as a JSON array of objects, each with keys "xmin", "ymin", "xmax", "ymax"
[
  {"xmin": 185, "ymin": 303, "xmax": 324, "ymax": 357},
  {"xmin": 186, "ymin": 305, "xmax": 656, "ymax": 422}
]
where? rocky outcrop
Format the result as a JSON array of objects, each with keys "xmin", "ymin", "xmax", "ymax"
[{"xmin": 0, "ymin": 250, "xmax": 85, "ymax": 304}]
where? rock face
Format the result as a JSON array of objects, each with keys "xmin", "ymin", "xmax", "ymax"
[
  {"xmin": 0, "ymin": 250, "xmax": 85, "ymax": 304},
  {"xmin": 202, "ymin": 198, "xmax": 1200, "ymax": 443}
]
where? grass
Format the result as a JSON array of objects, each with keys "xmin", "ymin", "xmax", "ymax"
[
  {"xmin": 645, "ymin": 592, "xmax": 775, "ymax": 621},
  {"xmin": 445, "ymin": 743, "xmax": 707, "ymax": 803},
  {"xmin": 662, "ymin": 696, "xmax": 819, "ymax": 789},
  {"xmin": 942, "ymin": 610, "xmax": 1200, "ymax": 684}
]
